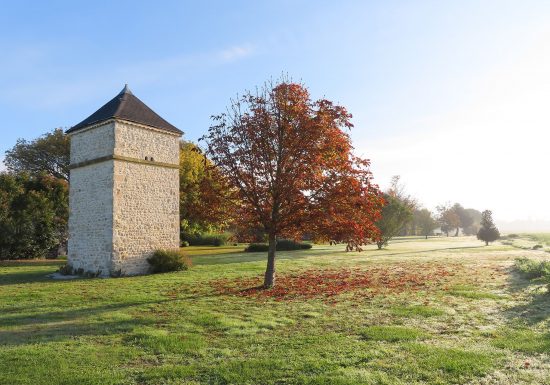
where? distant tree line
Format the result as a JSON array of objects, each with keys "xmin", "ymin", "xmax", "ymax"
[{"xmin": 372, "ymin": 175, "xmax": 492, "ymax": 248}]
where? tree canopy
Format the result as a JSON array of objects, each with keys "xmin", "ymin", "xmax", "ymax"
[
  {"xmin": 203, "ymin": 78, "xmax": 383, "ymax": 287},
  {"xmin": 4, "ymin": 128, "xmax": 70, "ymax": 181},
  {"xmin": 179, "ymin": 140, "xmax": 232, "ymax": 237},
  {"xmin": 477, "ymin": 210, "xmax": 500, "ymax": 246},
  {"xmin": 375, "ymin": 194, "xmax": 413, "ymax": 249},
  {"xmin": 415, "ymin": 208, "xmax": 437, "ymax": 239},
  {"xmin": 0, "ymin": 173, "xmax": 68, "ymax": 259}
]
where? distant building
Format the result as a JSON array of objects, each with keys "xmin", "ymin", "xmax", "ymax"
[{"xmin": 66, "ymin": 85, "xmax": 182, "ymax": 276}]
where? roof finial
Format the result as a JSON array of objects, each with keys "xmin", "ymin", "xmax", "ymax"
[{"xmin": 119, "ymin": 84, "xmax": 132, "ymax": 95}]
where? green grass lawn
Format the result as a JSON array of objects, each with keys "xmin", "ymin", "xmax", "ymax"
[{"xmin": 2, "ymin": 237, "xmax": 550, "ymax": 384}]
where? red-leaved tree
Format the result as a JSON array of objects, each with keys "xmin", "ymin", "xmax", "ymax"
[{"xmin": 202, "ymin": 79, "xmax": 383, "ymax": 287}]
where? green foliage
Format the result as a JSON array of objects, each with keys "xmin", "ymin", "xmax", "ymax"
[
  {"xmin": 477, "ymin": 210, "xmax": 500, "ymax": 245},
  {"xmin": 181, "ymin": 232, "xmax": 229, "ymax": 246},
  {"xmin": 147, "ymin": 249, "xmax": 191, "ymax": 273},
  {"xmin": 0, "ymin": 173, "xmax": 68, "ymax": 259},
  {"xmin": 375, "ymin": 194, "xmax": 413, "ymax": 249},
  {"xmin": 514, "ymin": 257, "xmax": 550, "ymax": 279},
  {"xmin": 245, "ymin": 239, "xmax": 312, "ymax": 252},
  {"xmin": 276, "ymin": 239, "xmax": 313, "ymax": 250},
  {"xmin": 435, "ymin": 203, "xmax": 480, "ymax": 236},
  {"xmin": 244, "ymin": 243, "xmax": 270, "ymax": 252},
  {"xmin": 4, "ymin": 128, "xmax": 70, "ymax": 181},
  {"xmin": 413, "ymin": 208, "xmax": 437, "ymax": 238},
  {"xmin": 181, "ymin": 240, "xmax": 190, "ymax": 247},
  {"xmin": 462, "ymin": 208, "xmax": 482, "ymax": 235},
  {"xmin": 179, "ymin": 140, "xmax": 231, "ymax": 236},
  {"xmin": 452, "ymin": 203, "xmax": 473, "ymax": 235}
]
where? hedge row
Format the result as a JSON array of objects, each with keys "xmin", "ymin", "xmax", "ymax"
[{"xmin": 245, "ymin": 239, "xmax": 312, "ymax": 252}]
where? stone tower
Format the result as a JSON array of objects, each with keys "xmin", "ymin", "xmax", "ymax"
[{"xmin": 66, "ymin": 85, "xmax": 182, "ymax": 276}]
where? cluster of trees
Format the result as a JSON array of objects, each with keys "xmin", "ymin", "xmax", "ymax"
[
  {"xmin": 1, "ymin": 76, "xmax": 500, "ymax": 287},
  {"xmin": 0, "ymin": 173, "xmax": 68, "ymax": 259},
  {"xmin": 370, "ymin": 175, "xmax": 496, "ymax": 249},
  {"xmin": 1, "ymin": 129, "xmax": 69, "ymax": 260},
  {"xmin": 435, "ymin": 203, "xmax": 481, "ymax": 237}
]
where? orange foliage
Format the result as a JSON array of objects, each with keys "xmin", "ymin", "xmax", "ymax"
[{"xmin": 203, "ymin": 79, "xmax": 384, "ymax": 286}]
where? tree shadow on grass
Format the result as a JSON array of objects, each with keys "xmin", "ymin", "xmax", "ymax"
[
  {"xmin": 503, "ymin": 267, "xmax": 550, "ymax": 325},
  {"xmin": 0, "ymin": 299, "xmax": 173, "ymax": 347},
  {"xmin": 505, "ymin": 291, "xmax": 550, "ymax": 325},
  {"xmin": 0, "ymin": 300, "xmax": 170, "ymax": 328},
  {"xmin": 0, "ymin": 317, "xmax": 156, "ymax": 347},
  {"xmin": 0, "ymin": 260, "xmax": 64, "ymax": 287}
]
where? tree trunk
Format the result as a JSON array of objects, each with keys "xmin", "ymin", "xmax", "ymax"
[
  {"xmin": 263, "ymin": 233, "xmax": 277, "ymax": 288},
  {"xmin": 485, "ymin": 241, "xmax": 489, "ymax": 246},
  {"xmin": 455, "ymin": 227, "xmax": 459, "ymax": 237},
  {"xmin": 425, "ymin": 235, "xmax": 428, "ymax": 240}
]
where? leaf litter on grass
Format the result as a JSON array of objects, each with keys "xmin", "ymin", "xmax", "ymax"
[{"xmin": 212, "ymin": 263, "xmax": 463, "ymax": 302}]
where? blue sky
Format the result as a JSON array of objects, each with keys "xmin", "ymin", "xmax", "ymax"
[{"xmin": 1, "ymin": 1, "xmax": 549, "ymax": 224}]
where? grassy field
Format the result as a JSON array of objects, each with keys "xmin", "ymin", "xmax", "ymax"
[
  {"xmin": 500, "ymin": 233, "xmax": 550, "ymax": 253},
  {"xmin": 1, "ymin": 237, "xmax": 550, "ymax": 384}
]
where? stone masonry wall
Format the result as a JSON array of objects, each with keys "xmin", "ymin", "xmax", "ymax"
[
  {"xmin": 114, "ymin": 121, "xmax": 179, "ymax": 164},
  {"xmin": 67, "ymin": 160, "xmax": 114, "ymax": 275},
  {"xmin": 68, "ymin": 120, "xmax": 180, "ymax": 276},
  {"xmin": 70, "ymin": 122, "xmax": 115, "ymax": 164},
  {"xmin": 112, "ymin": 122, "xmax": 180, "ymax": 275},
  {"xmin": 68, "ymin": 122, "xmax": 116, "ymax": 275}
]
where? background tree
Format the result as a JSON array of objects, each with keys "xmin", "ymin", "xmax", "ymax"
[
  {"xmin": 452, "ymin": 203, "xmax": 474, "ymax": 236},
  {"xmin": 463, "ymin": 208, "xmax": 482, "ymax": 235},
  {"xmin": 0, "ymin": 173, "xmax": 68, "ymax": 259},
  {"xmin": 202, "ymin": 78, "xmax": 383, "ymax": 287},
  {"xmin": 388, "ymin": 175, "xmax": 417, "ymax": 210},
  {"xmin": 387, "ymin": 175, "xmax": 417, "ymax": 235},
  {"xmin": 4, "ymin": 128, "xmax": 70, "ymax": 181},
  {"xmin": 375, "ymin": 194, "xmax": 413, "ymax": 249},
  {"xmin": 179, "ymin": 140, "xmax": 232, "ymax": 238},
  {"xmin": 477, "ymin": 210, "xmax": 500, "ymax": 246},
  {"xmin": 437, "ymin": 203, "xmax": 460, "ymax": 236},
  {"xmin": 415, "ymin": 208, "xmax": 437, "ymax": 239}
]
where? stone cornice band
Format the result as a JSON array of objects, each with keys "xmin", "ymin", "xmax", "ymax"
[{"xmin": 70, "ymin": 154, "xmax": 180, "ymax": 170}]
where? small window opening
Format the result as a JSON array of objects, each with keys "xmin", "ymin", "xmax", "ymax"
[
  {"xmin": 150, "ymin": 157, "xmax": 155, "ymax": 162},
  {"xmin": 145, "ymin": 156, "xmax": 149, "ymax": 161}
]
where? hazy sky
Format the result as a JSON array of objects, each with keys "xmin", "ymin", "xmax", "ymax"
[{"xmin": 1, "ymin": 1, "xmax": 548, "ymax": 222}]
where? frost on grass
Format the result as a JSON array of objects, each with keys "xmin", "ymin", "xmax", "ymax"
[{"xmin": 212, "ymin": 263, "xmax": 462, "ymax": 301}]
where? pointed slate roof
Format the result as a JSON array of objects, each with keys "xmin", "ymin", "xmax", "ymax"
[{"xmin": 67, "ymin": 85, "xmax": 182, "ymax": 135}]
